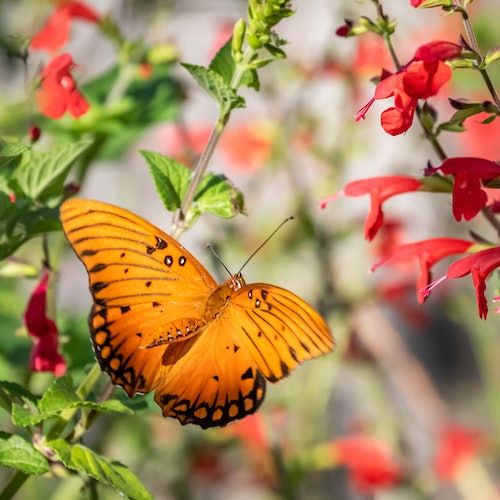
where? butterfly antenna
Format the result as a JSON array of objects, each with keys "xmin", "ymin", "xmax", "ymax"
[
  {"xmin": 237, "ymin": 216, "xmax": 294, "ymax": 274},
  {"xmin": 206, "ymin": 244, "xmax": 232, "ymax": 277}
]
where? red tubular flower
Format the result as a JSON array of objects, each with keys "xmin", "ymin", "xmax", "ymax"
[
  {"xmin": 411, "ymin": 0, "xmax": 424, "ymax": 6},
  {"xmin": 24, "ymin": 272, "xmax": 66, "ymax": 376},
  {"xmin": 356, "ymin": 41, "xmax": 461, "ymax": 135},
  {"xmin": 433, "ymin": 246, "xmax": 500, "ymax": 320},
  {"xmin": 332, "ymin": 436, "xmax": 402, "ymax": 493},
  {"xmin": 31, "ymin": 1, "xmax": 100, "ymax": 53},
  {"xmin": 321, "ymin": 176, "xmax": 422, "ymax": 241},
  {"xmin": 427, "ymin": 157, "xmax": 500, "ymax": 221},
  {"xmin": 37, "ymin": 53, "xmax": 89, "ymax": 119},
  {"xmin": 372, "ymin": 238, "xmax": 473, "ymax": 303},
  {"xmin": 434, "ymin": 424, "xmax": 484, "ymax": 481}
]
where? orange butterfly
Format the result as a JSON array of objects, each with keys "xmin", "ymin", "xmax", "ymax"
[{"xmin": 60, "ymin": 199, "xmax": 335, "ymax": 428}]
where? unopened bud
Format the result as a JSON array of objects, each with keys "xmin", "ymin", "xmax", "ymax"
[
  {"xmin": 28, "ymin": 125, "xmax": 41, "ymax": 143},
  {"xmin": 231, "ymin": 18, "xmax": 246, "ymax": 57}
]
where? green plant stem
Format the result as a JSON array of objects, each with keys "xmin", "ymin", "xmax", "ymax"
[
  {"xmin": 171, "ymin": 46, "xmax": 256, "ymax": 237},
  {"xmin": 460, "ymin": 6, "xmax": 500, "ymax": 109},
  {"xmin": 105, "ymin": 64, "xmax": 136, "ymax": 107},
  {"xmin": 0, "ymin": 471, "xmax": 28, "ymax": 500},
  {"xmin": 46, "ymin": 363, "xmax": 102, "ymax": 440}
]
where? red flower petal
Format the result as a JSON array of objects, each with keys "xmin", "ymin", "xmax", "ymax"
[
  {"xmin": 65, "ymin": 1, "xmax": 100, "ymax": 22},
  {"xmin": 37, "ymin": 53, "xmax": 89, "ymax": 119},
  {"xmin": 344, "ymin": 176, "xmax": 421, "ymax": 240},
  {"xmin": 30, "ymin": 8, "xmax": 72, "ymax": 53},
  {"xmin": 30, "ymin": 334, "xmax": 67, "ymax": 376},
  {"xmin": 371, "ymin": 238, "xmax": 473, "ymax": 303},
  {"xmin": 434, "ymin": 424, "xmax": 484, "ymax": 481},
  {"xmin": 430, "ymin": 158, "xmax": 500, "ymax": 221},
  {"xmin": 24, "ymin": 272, "xmax": 58, "ymax": 338},
  {"xmin": 24, "ymin": 271, "xmax": 67, "ymax": 376},
  {"xmin": 31, "ymin": 2, "xmax": 100, "ymax": 53},
  {"xmin": 445, "ymin": 246, "xmax": 500, "ymax": 319},
  {"xmin": 413, "ymin": 41, "xmax": 462, "ymax": 63},
  {"xmin": 333, "ymin": 436, "xmax": 402, "ymax": 493}
]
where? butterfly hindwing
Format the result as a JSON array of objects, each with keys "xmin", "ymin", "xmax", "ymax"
[
  {"xmin": 154, "ymin": 318, "xmax": 266, "ymax": 429},
  {"xmin": 227, "ymin": 284, "xmax": 335, "ymax": 382}
]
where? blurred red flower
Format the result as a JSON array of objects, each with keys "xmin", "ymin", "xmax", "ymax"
[
  {"xmin": 371, "ymin": 238, "xmax": 473, "ymax": 303},
  {"xmin": 31, "ymin": 1, "xmax": 100, "ymax": 53},
  {"xmin": 159, "ymin": 122, "xmax": 273, "ymax": 172},
  {"xmin": 24, "ymin": 271, "xmax": 66, "ymax": 376},
  {"xmin": 321, "ymin": 176, "xmax": 422, "ymax": 241},
  {"xmin": 332, "ymin": 435, "xmax": 402, "ymax": 493},
  {"xmin": 356, "ymin": 41, "xmax": 461, "ymax": 135},
  {"xmin": 159, "ymin": 124, "xmax": 211, "ymax": 165},
  {"xmin": 434, "ymin": 424, "xmax": 484, "ymax": 481},
  {"xmin": 411, "ymin": 0, "xmax": 424, "ymax": 5},
  {"xmin": 225, "ymin": 413, "xmax": 269, "ymax": 454},
  {"xmin": 353, "ymin": 35, "xmax": 392, "ymax": 76},
  {"xmin": 37, "ymin": 53, "xmax": 89, "ymax": 119},
  {"xmin": 461, "ymin": 112, "xmax": 500, "ymax": 161},
  {"xmin": 426, "ymin": 157, "xmax": 500, "ymax": 221},
  {"xmin": 219, "ymin": 123, "xmax": 274, "ymax": 173}
]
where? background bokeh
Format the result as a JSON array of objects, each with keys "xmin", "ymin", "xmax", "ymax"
[{"xmin": 0, "ymin": 0, "xmax": 499, "ymax": 498}]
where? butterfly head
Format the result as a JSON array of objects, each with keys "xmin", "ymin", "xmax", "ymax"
[{"xmin": 227, "ymin": 273, "xmax": 246, "ymax": 291}]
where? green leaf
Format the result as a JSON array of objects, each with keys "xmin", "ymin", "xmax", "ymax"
[
  {"xmin": 448, "ymin": 57, "xmax": 476, "ymax": 69},
  {"xmin": 0, "ymin": 35, "xmax": 30, "ymax": 61},
  {"xmin": 438, "ymin": 122, "xmax": 466, "ymax": 133},
  {"xmin": 0, "ymin": 142, "xmax": 29, "ymax": 194},
  {"xmin": 49, "ymin": 439, "xmax": 153, "ymax": 500},
  {"xmin": 186, "ymin": 173, "xmax": 245, "ymax": 225},
  {"xmin": 141, "ymin": 150, "xmax": 191, "ymax": 211},
  {"xmin": 209, "ymin": 39, "xmax": 260, "ymax": 90},
  {"xmin": 264, "ymin": 43, "xmax": 286, "ymax": 59},
  {"xmin": 481, "ymin": 114, "xmax": 497, "ymax": 124},
  {"xmin": 15, "ymin": 140, "xmax": 92, "ymax": 204},
  {"xmin": 0, "ymin": 433, "xmax": 50, "ymax": 475},
  {"xmin": 0, "ymin": 381, "xmax": 37, "ymax": 404},
  {"xmin": 181, "ymin": 63, "xmax": 245, "ymax": 117},
  {"xmin": 484, "ymin": 46, "xmax": 500, "ymax": 67},
  {"xmin": 12, "ymin": 376, "xmax": 132, "ymax": 427},
  {"xmin": 0, "ymin": 197, "xmax": 60, "ymax": 260},
  {"xmin": 0, "ymin": 143, "xmax": 29, "ymax": 158}
]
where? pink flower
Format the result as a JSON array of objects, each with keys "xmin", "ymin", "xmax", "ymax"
[
  {"xmin": 434, "ymin": 424, "xmax": 484, "ymax": 481},
  {"xmin": 332, "ymin": 435, "xmax": 402, "ymax": 493},
  {"xmin": 372, "ymin": 238, "xmax": 473, "ymax": 303},
  {"xmin": 24, "ymin": 271, "xmax": 66, "ymax": 376},
  {"xmin": 426, "ymin": 157, "xmax": 500, "ymax": 221},
  {"xmin": 321, "ymin": 176, "xmax": 422, "ymax": 241},
  {"xmin": 31, "ymin": 1, "xmax": 100, "ymax": 53},
  {"xmin": 36, "ymin": 53, "xmax": 89, "ymax": 119}
]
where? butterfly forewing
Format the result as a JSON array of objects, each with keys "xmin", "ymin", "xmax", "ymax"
[
  {"xmin": 227, "ymin": 284, "xmax": 335, "ymax": 382},
  {"xmin": 60, "ymin": 199, "xmax": 217, "ymax": 396}
]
